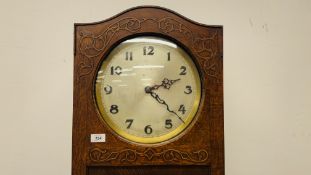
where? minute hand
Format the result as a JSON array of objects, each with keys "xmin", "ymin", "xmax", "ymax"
[{"xmin": 147, "ymin": 90, "xmax": 185, "ymax": 123}]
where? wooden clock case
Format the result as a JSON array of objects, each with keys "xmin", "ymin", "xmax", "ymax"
[{"xmin": 72, "ymin": 6, "xmax": 223, "ymax": 175}]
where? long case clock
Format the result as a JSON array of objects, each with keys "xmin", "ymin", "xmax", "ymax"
[{"xmin": 72, "ymin": 6, "xmax": 224, "ymax": 175}]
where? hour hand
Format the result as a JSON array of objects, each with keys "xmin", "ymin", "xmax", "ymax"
[{"xmin": 148, "ymin": 78, "xmax": 180, "ymax": 91}]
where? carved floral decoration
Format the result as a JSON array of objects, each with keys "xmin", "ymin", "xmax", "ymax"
[
  {"xmin": 89, "ymin": 147, "xmax": 208, "ymax": 163},
  {"xmin": 78, "ymin": 17, "xmax": 220, "ymax": 79}
]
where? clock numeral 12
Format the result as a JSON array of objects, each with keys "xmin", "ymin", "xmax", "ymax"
[{"xmin": 143, "ymin": 46, "xmax": 154, "ymax": 55}]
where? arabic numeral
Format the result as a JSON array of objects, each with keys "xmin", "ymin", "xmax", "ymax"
[
  {"xmin": 110, "ymin": 105, "xmax": 119, "ymax": 114},
  {"xmin": 165, "ymin": 119, "xmax": 173, "ymax": 129},
  {"xmin": 167, "ymin": 52, "xmax": 170, "ymax": 61},
  {"xmin": 143, "ymin": 46, "xmax": 154, "ymax": 55},
  {"xmin": 104, "ymin": 85, "xmax": 112, "ymax": 94},
  {"xmin": 125, "ymin": 52, "xmax": 133, "ymax": 61},
  {"xmin": 110, "ymin": 66, "xmax": 122, "ymax": 75},
  {"xmin": 184, "ymin": 85, "xmax": 192, "ymax": 94},
  {"xmin": 178, "ymin": 105, "xmax": 186, "ymax": 114},
  {"xmin": 144, "ymin": 125, "xmax": 153, "ymax": 134},
  {"xmin": 125, "ymin": 119, "xmax": 133, "ymax": 129},
  {"xmin": 179, "ymin": 66, "xmax": 186, "ymax": 75}
]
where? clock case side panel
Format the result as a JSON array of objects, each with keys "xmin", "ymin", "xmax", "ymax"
[
  {"xmin": 72, "ymin": 25, "xmax": 89, "ymax": 175},
  {"xmin": 208, "ymin": 27, "xmax": 224, "ymax": 175},
  {"xmin": 72, "ymin": 6, "xmax": 223, "ymax": 175}
]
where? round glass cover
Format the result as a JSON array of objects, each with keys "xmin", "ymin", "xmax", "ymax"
[{"xmin": 95, "ymin": 36, "xmax": 201, "ymax": 144}]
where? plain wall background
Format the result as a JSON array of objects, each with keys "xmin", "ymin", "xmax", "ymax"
[{"xmin": 0, "ymin": 0, "xmax": 310, "ymax": 175}]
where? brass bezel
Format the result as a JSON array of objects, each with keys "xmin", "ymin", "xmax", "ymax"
[{"xmin": 95, "ymin": 36, "xmax": 202, "ymax": 144}]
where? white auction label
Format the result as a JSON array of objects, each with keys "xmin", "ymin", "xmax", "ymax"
[{"xmin": 90, "ymin": 134, "xmax": 106, "ymax": 143}]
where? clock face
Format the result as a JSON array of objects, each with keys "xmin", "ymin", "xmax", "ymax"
[{"xmin": 95, "ymin": 36, "xmax": 201, "ymax": 144}]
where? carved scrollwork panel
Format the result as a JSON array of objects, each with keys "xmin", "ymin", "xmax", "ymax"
[
  {"xmin": 77, "ymin": 16, "xmax": 221, "ymax": 80},
  {"xmin": 79, "ymin": 17, "xmax": 145, "ymax": 58},
  {"xmin": 89, "ymin": 147, "xmax": 208, "ymax": 163}
]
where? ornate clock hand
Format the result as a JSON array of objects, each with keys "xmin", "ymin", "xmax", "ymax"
[
  {"xmin": 149, "ymin": 78, "xmax": 181, "ymax": 91},
  {"xmin": 145, "ymin": 87, "xmax": 185, "ymax": 123}
]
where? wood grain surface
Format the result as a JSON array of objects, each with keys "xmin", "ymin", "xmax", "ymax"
[{"xmin": 73, "ymin": 6, "xmax": 223, "ymax": 175}]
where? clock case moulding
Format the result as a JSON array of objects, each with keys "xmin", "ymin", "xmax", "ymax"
[{"xmin": 72, "ymin": 5, "xmax": 223, "ymax": 175}]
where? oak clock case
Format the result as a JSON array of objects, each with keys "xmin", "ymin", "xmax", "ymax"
[{"xmin": 73, "ymin": 6, "xmax": 223, "ymax": 175}]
